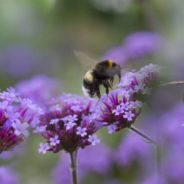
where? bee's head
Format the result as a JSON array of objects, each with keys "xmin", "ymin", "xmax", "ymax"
[{"xmin": 107, "ymin": 60, "xmax": 121, "ymax": 80}]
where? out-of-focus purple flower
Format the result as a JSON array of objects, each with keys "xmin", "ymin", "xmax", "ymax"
[
  {"xmin": 16, "ymin": 75, "xmax": 62, "ymax": 107},
  {"xmin": 37, "ymin": 94, "xmax": 101, "ymax": 154},
  {"xmin": 160, "ymin": 103, "xmax": 184, "ymax": 145},
  {"xmin": 52, "ymin": 143, "xmax": 112, "ymax": 184},
  {"xmin": 124, "ymin": 32, "xmax": 161, "ymax": 59},
  {"xmin": 103, "ymin": 46, "xmax": 128, "ymax": 65},
  {"xmin": 162, "ymin": 147, "xmax": 184, "ymax": 184},
  {"xmin": 0, "ymin": 167, "xmax": 20, "ymax": 184},
  {"xmin": 0, "ymin": 87, "xmax": 43, "ymax": 153},
  {"xmin": 118, "ymin": 64, "xmax": 160, "ymax": 94},
  {"xmin": 0, "ymin": 143, "xmax": 25, "ymax": 160},
  {"xmin": 152, "ymin": 103, "xmax": 184, "ymax": 183},
  {"xmin": 141, "ymin": 174, "xmax": 166, "ymax": 184},
  {"xmin": 163, "ymin": 149, "xmax": 184, "ymax": 183},
  {"xmin": 0, "ymin": 45, "xmax": 39, "ymax": 77},
  {"xmin": 0, "ymin": 44, "xmax": 60, "ymax": 78},
  {"xmin": 135, "ymin": 102, "xmax": 184, "ymax": 183},
  {"xmin": 103, "ymin": 32, "xmax": 161, "ymax": 66},
  {"xmin": 97, "ymin": 64, "xmax": 160, "ymax": 133},
  {"xmin": 104, "ymin": 180, "xmax": 122, "ymax": 184},
  {"xmin": 115, "ymin": 132, "xmax": 153, "ymax": 167},
  {"xmin": 52, "ymin": 155, "xmax": 73, "ymax": 184},
  {"xmin": 77, "ymin": 143, "xmax": 112, "ymax": 174}
]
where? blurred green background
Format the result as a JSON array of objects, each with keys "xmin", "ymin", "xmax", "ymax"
[{"xmin": 1, "ymin": 0, "xmax": 184, "ymax": 183}]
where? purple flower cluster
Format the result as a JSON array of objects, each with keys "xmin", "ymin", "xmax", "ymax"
[
  {"xmin": 97, "ymin": 64, "xmax": 160, "ymax": 133},
  {"xmin": 103, "ymin": 31, "xmax": 161, "ymax": 65},
  {"xmin": 0, "ymin": 88, "xmax": 43, "ymax": 153},
  {"xmin": 37, "ymin": 94, "xmax": 100, "ymax": 154},
  {"xmin": 97, "ymin": 89, "xmax": 142, "ymax": 132},
  {"xmin": 118, "ymin": 64, "xmax": 160, "ymax": 95},
  {"xmin": 0, "ymin": 167, "xmax": 20, "ymax": 184},
  {"xmin": 16, "ymin": 75, "xmax": 62, "ymax": 107}
]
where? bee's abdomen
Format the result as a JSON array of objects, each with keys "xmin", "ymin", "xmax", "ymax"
[{"xmin": 82, "ymin": 70, "xmax": 95, "ymax": 97}]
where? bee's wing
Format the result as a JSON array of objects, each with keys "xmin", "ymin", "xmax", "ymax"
[{"xmin": 74, "ymin": 50, "xmax": 99, "ymax": 70}]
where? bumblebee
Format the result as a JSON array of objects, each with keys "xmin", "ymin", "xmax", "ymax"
[
  {"xmin": 75, "ymin": 51, "xmax": 121, "ymax": 98},
  {"xmin": 82, "ymin": 59, "xmax": 121, "ymax": 98}
]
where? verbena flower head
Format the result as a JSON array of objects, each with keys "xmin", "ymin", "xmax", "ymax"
[
  {"xmin": 0, "ymin": 167, "xmax": 20, "ymax": 184},
  {"xmin": 37, "ymin": 94, "xmax": 100, "ymax": 154},
  {"xmin": 118, "ymin": 64, "xmax": 160, "ymax": 95},
  {"xmin": 16, "ymin": 75, "xmax": 62, "ymax": 107},
  {"xmin": 97, "ymin": 64, "xmax": 160, "ymax": 133},
  {"xmin": 97, "ymin": 89, "xmax": 142, "ymax": 132},
  {"xmin": 0, "ymin": 87, "xmax": 43, "ymax": 153}
]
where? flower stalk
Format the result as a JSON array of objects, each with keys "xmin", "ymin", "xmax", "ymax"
[
  {"xmin": 129, "ymin": 125, "xmax": 157, "ymax": 146},
  {"xmin": 160, "ymin": 80, "xmax": 184, "ymax": 87},
  {"xmin": 69, "ymin": 151, "xmax": 78, "ymax": 184}
]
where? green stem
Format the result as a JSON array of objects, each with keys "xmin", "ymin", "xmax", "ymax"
[
  {"xmin": 160, "ymin": 80, "xmax": 184, "ymax": 87},
  {"xmin": 69, "ymin": 151, "xmax": 78, "ymax": 184},
  {"xmin": 129, "ymin": 125, "xmax": 157, "ymax": 146}
]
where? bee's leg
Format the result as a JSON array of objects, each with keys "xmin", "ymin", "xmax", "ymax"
[
  {"xmin": 95, "ymin": 85, "xmax": 101, "ymax": 98},
  {"xmin": 118, "ymin": 73, "xmax": 121, "ymax": 82},
  {"xmin": 109, "ymin": 77, "xmax": 114, "ymax": 88},
  {"xmin": 102, "ymin": 81, "xmax": 109, "ymax": 94}
]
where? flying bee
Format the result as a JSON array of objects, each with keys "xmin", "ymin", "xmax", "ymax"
[{"xmin": 75, "ymin": 51, "xmax": 121, "ymax": 98}]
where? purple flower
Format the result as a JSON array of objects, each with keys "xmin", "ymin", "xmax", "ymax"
[
  {"xmin": 0, "ymin": 88, "xmax": 43, "ymax": 153},
  {"xmin": 0, "ymin": 167, "xmax": 20, "ymax": 184},
  {"xmin": 38, "ymin": 143, "xmax": 50, "ymax": 154},
  {"xmin": 124, "ymin": 31, "xmax": 161, "ymax": 59},
  {"xmin": 88, "ymin": 135, "xmax": 100, "ymax": 146},
  {"xmin": 103, "ymin": 31, "xmax": 161, "ymax": 65},
  {"xmin": 37, "ymin": 94, "xmax": 101, "ymax": 153},
  {"xmin": 163, "ymin": 149, "xmax": 184, "ymax": 183},
  {"xmin": 50, "ymin": 135, "xmax": 60, "ymax": 146},
  {"xmin": 96, "ymin": 64, "xmax": 160, "ymax": 133},
  {"xmin": 141, "ymin": 174, "xmax": 166, "ymax": 184},
  {"xmin": 115, "ymin": 132, "xmax": 153, "ymax": 167},
  {"xmin": 103, "ymin": 45, "xmax": 128, "ymax": 65},
  {"xmin": 118, "ymin": 64, "xmax": 160, "ymax": 94},
  {"xmin": 153, "ymin": 103, "xmax": 184, "ymax": 183},
  {"xmin": 52, "ymin": 156, "xmax": 73, "ymax": 184},
  {"xmin": 0, "ymin": 45, "xmax": 39, "ymax": 78},
  {"xmin": 52, "ymin": 143, "xmax": 112, "ymax": 184},
  {"xmin": 0, "ymin": 143, "xmax": 25, "ymax": 160},
  {"xmin": 123, "ymin": 111, "xmax": 135, "ymax": 121},
  {"xmin": 0, "ymin": 44, "xmax": 59, "ymax": 78},
  {"xmin": 96, "ymin": 89, "xmax": 142, "ymax": 132},
  {"xmin": 107, "ymin": 124, "xmax": 117, "ymax": 134},
  {"xmin": 104, "ymin": 180, "xmax": 122, "ymax": 184},
  {"xmin": 76, "ymin": 127, "xmax": 87, "ymax": 137},
  {"xmin": 77, "ymin": 143, "xmax": 112, "ymax": 174},
  {"xmin": 16, "ymin": 75, "xmax": 62, "ymax": 107}
]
